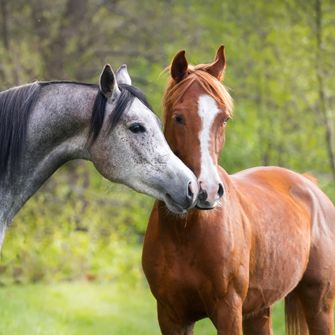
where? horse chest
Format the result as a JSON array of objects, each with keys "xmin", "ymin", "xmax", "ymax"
[
  {"xmin": 150, "ymin": 254, "xmax": 225, "ymax": 321},
  {"xmin": 147, "ymin": 234, "xmax": 248, "ymax": 320}
]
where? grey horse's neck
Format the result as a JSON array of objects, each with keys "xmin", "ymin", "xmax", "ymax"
[{"xmin": 0, "ymin": 83, "xmax": 97, "ymax": 246}]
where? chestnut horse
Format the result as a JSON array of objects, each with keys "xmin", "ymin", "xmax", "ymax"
[{"xmin": 142, "ymin": 46, "xmax": 335, "ymax": 335}]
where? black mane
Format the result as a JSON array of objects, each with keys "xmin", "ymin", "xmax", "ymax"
[
  {"xmin": 0, "ymin": 81, "xmax": 151, "ymax": 180},
  {"xmin": 0, "ymin": 82, "xmax": 42, "ymax": 180},
  {"xmin": 89, "ymin": 83, "xmax": 151, "ymax": 141},
  {"xmin": 39, "ymin": 80, "xmax": 98, "ymax": 88}
]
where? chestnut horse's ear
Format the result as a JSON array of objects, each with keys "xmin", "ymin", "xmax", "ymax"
[
  {"xmin": 171, "ymin": 50, "xmax": 188, "ymax": 82},
  {"xmin": 206, "ymin": 45, "xmax": 226, "ymax": 81}
]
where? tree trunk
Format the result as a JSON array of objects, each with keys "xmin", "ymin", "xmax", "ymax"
[
  {"xmin": 0, "ymin": 0, "xmax": 9, "ymax": 49},
  {"xmin": 31, "ymin": 0, "xmax": 88, "ymax": 79},
  {"xmin": 315, "ymin": 0, "xmax": 335, "ymax": 181}
]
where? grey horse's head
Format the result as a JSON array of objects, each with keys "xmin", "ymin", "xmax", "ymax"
[{"xmin": 89, "ymin": 65, "xmax": 198, "ymax": 214}]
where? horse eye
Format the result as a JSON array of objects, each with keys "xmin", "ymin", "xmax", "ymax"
[
  {"xmin": 129, "ymin": 123, "xmax": 146, "ymax": 133},
  {"xmin": 223, "ymin": 117, "xmax": 230, "ymax": 125},
  {"xmin": 175, "ymin": 114, "xmax": 185, "ymax": 125}
]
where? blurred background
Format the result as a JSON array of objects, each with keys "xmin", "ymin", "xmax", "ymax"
[{"xmin": 0, "ymin": 0, "xmax": 334, "ymax": 334}]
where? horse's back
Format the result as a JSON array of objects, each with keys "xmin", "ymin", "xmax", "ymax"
[
  {"xmin": 231, "ymin": 166, "xmax": 335, "ymax": 233},
  {"xmin": 230, "ymin": 166, "xmax": 335, "ymax": 313},
  {"xmin": 231, "ymin": 165, "xmax": 335, "ymax": 261}
]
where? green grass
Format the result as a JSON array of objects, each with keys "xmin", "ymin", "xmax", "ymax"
[{"xmin": 0, "ymin": 282, "xmax": 289, "ymax": 335}]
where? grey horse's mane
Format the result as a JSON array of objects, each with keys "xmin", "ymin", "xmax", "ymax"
[{"xmin": 0, "ymin": 80, "xmax": 151, "ymax": 180}]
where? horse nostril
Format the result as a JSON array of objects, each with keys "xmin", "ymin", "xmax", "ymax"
[
  {"xmin": 218, "ymin": 183, "xmax": 224, "ymax": 198},
  {"xmin": 187, "ymin": 181, "xmax": 194, "ymax": 199},
  {"xmin": 198, "ymin": 189, "xmax": 208, "ymax": 202}
]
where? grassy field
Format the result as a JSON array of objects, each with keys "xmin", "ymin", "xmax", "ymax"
[{"xmin": 0, "ymin": 282, "xmax": 289, "ymax": 335}]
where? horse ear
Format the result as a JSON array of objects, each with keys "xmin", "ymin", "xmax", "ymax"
[
  {"xmin": 116, "ymin": 64, "xmax": 132, "ymax": 85},
  {"xmin": 171, "ymin": 50, "xmax": 188, "ymax": 82},
  {"xmin": 206, "ymin": 45, "xmax": 226, "ymax": 81},
  {"xmin": 99, "ymin": 64, "xmax": 118, "ymax": 98}
]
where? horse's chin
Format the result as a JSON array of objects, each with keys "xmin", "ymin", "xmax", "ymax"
[
  {"xmin": 164, "ymin": 195, "xmax": 188, "ymax": 215},
  {"xmin": 125, "ymin": 181, "xmax": 186, "ymax": 215}
]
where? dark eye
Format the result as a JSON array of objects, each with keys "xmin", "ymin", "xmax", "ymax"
[
  {"xmin": 175, "ymin": 114, "xmax": 185, "ymax": 125},
  {"xmin": 129, "ymin": 123, "xmax": 146, "ymax": 133}
]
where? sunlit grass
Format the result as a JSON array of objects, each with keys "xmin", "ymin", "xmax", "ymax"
[
  {"xmin": 0, "ymin": 282, "xmax": 157, "ymax": 335},
  {"xmin": 0, "ymin": 282, "xmax": 289, "ymax": 335}
]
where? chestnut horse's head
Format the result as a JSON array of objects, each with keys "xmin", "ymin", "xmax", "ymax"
[{"xmin": 163, "ymin": 46, "xmax": 233, "ymax": 209}]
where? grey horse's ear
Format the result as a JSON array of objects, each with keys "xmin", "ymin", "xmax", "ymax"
[
  {"xmin": 116, "ymin": 64, "xmax": 132, "ymax": 85},
  {"xmin": 99, "ymin": 64, "xmax": 118, "ymax": 98}
]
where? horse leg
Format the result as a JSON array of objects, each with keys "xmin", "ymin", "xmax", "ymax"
[
  {"xmin": 157, "ymin": 302, "xmax": 194, "ymax": 335},
  {"xmin": 291, "ymin": 222, "xmax": 335, "ymax": 335},
  {"xmin": 214, "ymin": 307, "xmax": 243, "ymax": 335},
  {"xmin": 294, "ymin": 281, "xmax": 335, "ymax": 335},
  {"xmin": 242, "ymin": 308, "xmax": 273, "ymax": 335},
  {"xmin": 209, "ymin": 292, "xmax": 244, "ymax": 335}
]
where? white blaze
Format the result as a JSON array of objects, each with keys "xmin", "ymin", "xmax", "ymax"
[{"xmin": 197, "ymin": 95, "xmax": 222, "ymax": 200}]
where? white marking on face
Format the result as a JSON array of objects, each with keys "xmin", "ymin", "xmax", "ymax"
[{"xmin": 197, "ymin": 95, "xmax": 222, "ymax": 201}]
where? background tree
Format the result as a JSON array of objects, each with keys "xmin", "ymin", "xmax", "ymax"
[{"xmin": 0, "ymin": 0, "xmax": 334, "ymax": 284}]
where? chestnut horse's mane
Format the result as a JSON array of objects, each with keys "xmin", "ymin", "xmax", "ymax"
[{"xmin": 163, "ymin": 66, "xmax": 233, "ymax": 123}]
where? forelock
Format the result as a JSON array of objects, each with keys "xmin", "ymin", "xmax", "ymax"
[{"xmin": 163, "ymin": 67, "xmax": 233, "ymax": 123}]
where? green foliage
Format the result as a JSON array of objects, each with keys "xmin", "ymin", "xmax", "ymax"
[
  {"xmin": 0, "ymin": 0, "xmax": 334, "ymax": 285},
  {"xmin": 0, "ymin": 163, "xmax": 152, "ymax": 285},
  {"xmin": 0, "ymin": 3, "xmax": 334, "ymax": 333}
]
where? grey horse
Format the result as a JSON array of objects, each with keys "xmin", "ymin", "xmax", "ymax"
[{"xmin": 0, "ymin": 64, "xmax": 198, "ymax": 248}]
